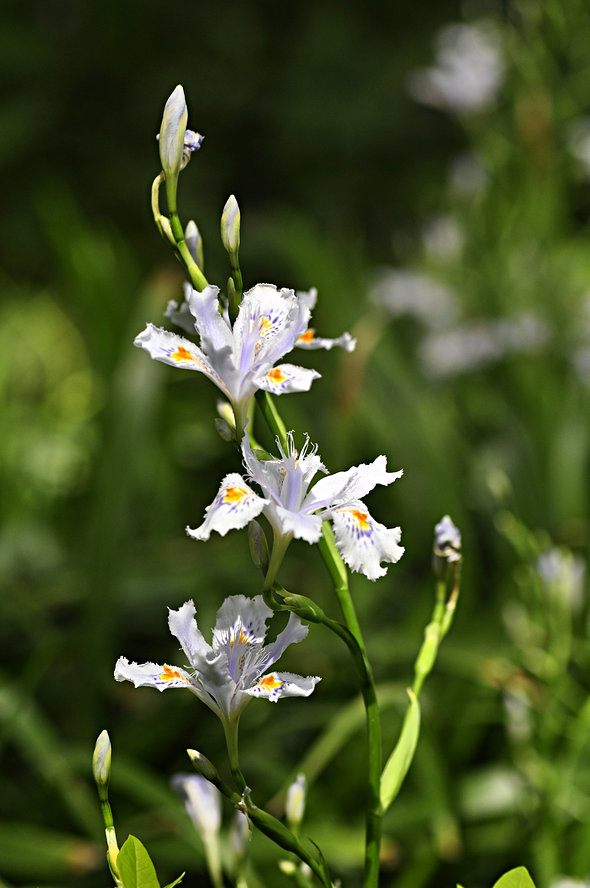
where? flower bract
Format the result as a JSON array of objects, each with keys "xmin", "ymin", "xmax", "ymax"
[
  {"xmin": 188, "ymin": 433, "xmax": 404, "ymax": 580},
  {"xmin": 114, "ymin": 597, "xmax": 320, "ymax": 721}
]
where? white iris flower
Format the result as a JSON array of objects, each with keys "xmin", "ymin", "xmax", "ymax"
[
  {"xmin": 114, "ymin": 597, "xmax": 319, "ymax": 721},
  {"xmin": 187, "ymin": 433, "xmax": 404, "ymax": 581},
  {"xmin": 135, "ymin": 284, "xmax": 354, "ymax": 433}
]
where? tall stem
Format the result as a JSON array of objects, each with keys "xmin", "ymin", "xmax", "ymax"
[
  {"xmin": 223, "ymin": 716, "xmax": 247, "ymax": 793},
  {"xmin": 318, "ymin": 523, "xmax": 382, "ymax": 888},
  {"xmin": 254, "ymin": 393, "xmax": 382, "ymax": 888}
]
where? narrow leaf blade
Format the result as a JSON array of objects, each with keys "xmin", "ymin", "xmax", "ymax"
[{"xmin": 380, "ymin": 690, "xmax": 421, "ymax": 812}]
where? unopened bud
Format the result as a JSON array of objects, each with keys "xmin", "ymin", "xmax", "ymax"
[
  {"xmin": 159, "ymin": 85, "xmax": 188, "ymax": 181},
  {"xmin": 187, "ymin": 748, "xmax": 219, "ymax": 783},
  {"xmin": 217, "ymin": 399, "xmax": 236, "ymax": 430},
  {"xmin": 282, "ymin": 593, "xmax": 325, "ymax": 624},
  {"xmin": 221, "ymin": 195, "xmax": 241, "ymax": 260},
  {"xmin": 185, "ymin": 220, "xmax": 204, "ymax": 270},
  {"xmin": 433, "ymin": 514, "xmax": 462, "ymax": 578},
  {"xmin": 249, "ymin": 520, "xmax": 270, "ymax": 574},
  {"xmin": 214, "ymin": 417, "xmax": 235, "ymax": 442},
  {"xmin": 92, "ymin": 730, "xmax": 111, "ymax": 799},
  {"xmin": 285, "ymin": 773, "xmax": 307, "ymax": 829}
]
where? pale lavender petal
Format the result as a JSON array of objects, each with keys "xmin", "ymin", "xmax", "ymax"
[
  {"xmin": 245, "ymin": 671, "xmax": 321, "ymax": 702},
  {"xmin": 330, "ymin": 502, "xmax": 404, "ymax": 580},
  {"xmin": 296, "ymin": 330, "xmax": 356, "ymax": 352},
  {"xmin": 267, "ymin": 502, "xmax": 323, "ymax": 543},
  {"xmin": 187, "ymin": 285, "xmax": 235, "ymax": 355},
  {"xmin": 306, "ymin": 457, "xmax": 402, "ymax": 511},
  {"xmin": 134, "ymin": 324, "xmax": 232, "ymax": 398},
  {"xmin": 255, "ymin": 363, "xmax": 321, "ymax": 395},
  {"xmin": 186, "ymin": 473, "xmax": 267, "ymax": 541},
  {"xmin": 261, "ymin": 613, "xmax": 309, "ymax": 670},
  {"xmin": 114, "ymin": 656, "xmax": 194, "ymax": 692}
]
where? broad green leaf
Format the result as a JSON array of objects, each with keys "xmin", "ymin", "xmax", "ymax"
[
  {"xmin": 118, "ymin": 836, "xmax": 160, "ymax": 888},
  {"xmin": 492, "ymin": 866, "xmax": 536, "ymax": 888},
  {"xmin": 380, "ymin": 690, "xmax": 421, "ymax": 811},
  {"xmin": 162, "ymin": 874, "xmax": 185, "ymax": 888}
]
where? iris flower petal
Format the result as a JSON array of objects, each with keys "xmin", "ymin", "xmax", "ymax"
[
  {"xmin": 330, "ymin": 501, "xmax": 405, "ymax": 580},
  {"xmin": 186, "ymin": 473, "xmax": 267, "ymax": 541}
]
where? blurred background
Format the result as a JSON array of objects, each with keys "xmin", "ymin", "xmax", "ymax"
[{"xmin": 3, "ymin": 0, "xmax": 590, "ymax": 885}]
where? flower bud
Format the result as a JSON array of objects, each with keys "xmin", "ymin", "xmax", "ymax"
[
  {"xmin": 184, "ymin": 220, "xmax": 204, "ymax": 270},
  {"xmin": 171, "ymin": 773, "xmax": 221, "ymax": 837},
  {"xmin": 248, "ymin": 520, "xmax": 270, "ymax": 575},
  {"xmin": 282, "ymin": 592, "xmax": 326, "ymax": 624},
  {"xmin": 214, "ymin": 417, "xmax": 235, "ymax": 443},
  {"xmin": 159, "ymin": 85, "xmax": 188, "ymax": 181},
  {"xmin": 92, "ymin": 730, "xmax": 111, "ymax": 799},
  {"xmin": 285, "ymin": 773, "xmax": 307, "ymax": 829},
  {"xmin": 187, "ymin": 748, "xmax": 219, "ymax": 783},
  {"xmin": 221, "ymin": 195, "xmax": 241, "ymax": 260},
  {"xmin": 433, "ymin": 514, "xmax": 462, "ymax": 578}
]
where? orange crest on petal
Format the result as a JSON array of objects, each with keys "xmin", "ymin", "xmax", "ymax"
[{"xmin": 171, "ymin": 345, "xmax": 195, "ymax": 362}]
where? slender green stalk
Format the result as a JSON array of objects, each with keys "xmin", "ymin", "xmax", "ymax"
[
  {"xmin": 253, "ymin": 393, "xmax": 382, "ymax": 888},
  {"xmin": 151, "ymin": 171, "xmax": 209, "ymax": 291},
  {"xmin": 317, "ymin": 524, "xmax": 382, "ymax": 888},
  {"xmin": 169, "ymin": 209, "xmax": 209, "ymax": 291},
  {"xmin": 222, "ymin": 717, "xmax": 247, "ymax": 793},
  {"xmin": 255, "ymin": 391, "xmax": 289, "ymax": 450},
  {"xmin": 190, "ymin": 752, "xmax": 332, "ymax": 887}
]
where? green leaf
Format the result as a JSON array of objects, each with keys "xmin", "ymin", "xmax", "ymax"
[
  {"xmin": 380, "ymin": 690, "xmax": 421, "ymax": 811},
  {"xmin": 162, "ymin": 874, "xmax": 185, "ymax": 888},
  {"xmin": 492, "ymin": 867, "xmax": 537, "ymax": 888},
  {"xmin": 117, "ymin": 836, "xmax": 160, "ymax": 888}
]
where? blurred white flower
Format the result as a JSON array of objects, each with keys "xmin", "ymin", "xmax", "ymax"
[
  {"xmin": 408, "ymin": 21, "xmax": 504, "ymax": 114},
  {"xmin": 448, "ymin": 152, "xmax": 488, "ymax": 198},
  {"xmin": 369, "ymin": 269, "xmax": 458, "ymax": 329},
  {"xmin": 421, "ymin": 215, "xmax": 464, "ymax": 262},
  {"xmin": 537, "ymin": 548, "xmax": 585, "ymax": 614},
  {"xmin": 567, "ymin": 117, "xmax": 590, "ymax": 178},
  {"xmin": 420, "ymin": 311, "xmax": 551, "ymax": 377},
  {"xmin": 171, "ymin": 773, "xmax": 221, "ymax": 838},
  {"xmin": 550, "ymin": 879, "xmax": 590, "ymax": 888}
]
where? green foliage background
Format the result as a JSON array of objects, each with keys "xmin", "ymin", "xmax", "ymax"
[{"xmin": 3, "ymin": 0, "xmax": 590, "ymax": 886}]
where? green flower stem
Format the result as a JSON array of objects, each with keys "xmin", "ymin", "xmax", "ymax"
[
  {"xmin": 262, "ymin": 532, "xmax": 293, "ymax": 610},
  {"xmin": 254, "ymin": 391, "xmax": 289, "ymax": 451},
  {"xmin": 255, "ymin": 394, "xmax": 382, "ymax": 888},
  {"xmin": 151, "ymin": 171, "xmax": 209, "ymax": 292},
  {"xmin": 96, "ymin": 790, "xmax": 122, "ymax": 886},
  {"xmin": 222, "ymin": 717, "xmax": 247, "ymax": 793},
  {"xmin": 192, "ymin": 756, "xmax": 332, "ymax": 887},
  {"xmin": 317, "ymin": 524, "xmax": 382, "ymax": 888},
  {"xmin": 169, "ymin": 210, "xmax": 209, "ymax": 291}
]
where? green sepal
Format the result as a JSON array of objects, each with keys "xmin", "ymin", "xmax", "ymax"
[
  {"xmin": 117, "ymin": 836, "xmax": 160, "ymax": 888},
  {"xmin": 492, "ymin": 867, "xmax": 536, "ymax": 888},
  {"xmin": 380, "ymin": 689, "xmax": 421, "ymax": 812},
  {"xmin": 162, "ymin": 874, "xmax": 185, "ymax": 888}
]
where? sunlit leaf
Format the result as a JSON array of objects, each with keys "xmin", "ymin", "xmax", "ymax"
[
  {"xmin": 118, "ymin": 836, "xmax": 160, "ymax": 888},
  {"xmin": 492, "ymin": 866, "xmax": 536, "ymax": 888}
]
